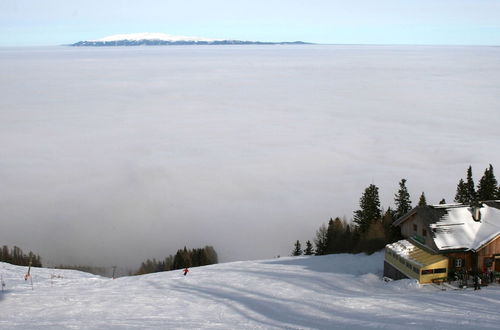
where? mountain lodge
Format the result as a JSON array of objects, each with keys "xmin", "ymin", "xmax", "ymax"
[{"xmin": 384, "ymin": 201, "xmax": 500, "ymax": 284}]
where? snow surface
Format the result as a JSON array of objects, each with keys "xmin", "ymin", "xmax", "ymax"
[
  {"xmin": 91, "ymin": 33, "xmax": 222, "ymax": 42},
  {"xmin": 386, "ymin": 240, "xmax": 424, "ymax": 267},
  {"xmin": 431, "ymin": 204, "xmax": 500, "ymax": 251},
  {"xmin": 2, "ymin": 253, "xmax": 499, "ymax": 329}
]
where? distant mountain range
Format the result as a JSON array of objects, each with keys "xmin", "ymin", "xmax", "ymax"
[{"xmin": 71, "ymin": 32, "xmax": 310, "ymax": 46}]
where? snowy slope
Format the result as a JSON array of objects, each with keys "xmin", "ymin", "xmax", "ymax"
[{"xmin": 1, "ymin": 253, "xmax": 499, "ymax": 329}]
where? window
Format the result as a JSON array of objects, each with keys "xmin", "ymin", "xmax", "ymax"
[
  {"xmin": 421, "ymin": 268, "xmax": 446, "ymax": 275},
  {"xmin": 413, "ymin": 224, "xmax": 417, "ymax": 231},
  {"xmin": 422, "ymin": 229, "xmax": 427, "ymax": 237}
]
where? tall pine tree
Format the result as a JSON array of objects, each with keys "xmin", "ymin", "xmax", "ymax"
[
  {"xmin": 394, "ymin": 179, "xmax": 412, "ymax": 218},
  {"xmin": 418, "ymin": 192, "xmax": 427, "ymax": 206},
  {"xmin": 353, "ymin": 184, "xmax": 381, "ymax": 233},
  {"xmin": 303, "ymin": 240, "xmax": 314, "ymax": 255},
  {"xmin": 326, "ymin": 217, "xmax": 345, "ymax": 254},
  {"xmin": 382, "ymin": 207, "xmax": 400, "ymax": 243},
  {"xmin": 455, "ymin": 166, "xmax": 479, "ymax": 204},
  {"xmin": 454, "ymin": 179, "xmax": 468, "ymax": 203},
  {"xmin": 465, "ymin": 166, "xmax": 477, "ymax": 203},
  {"xmin": 341, "ymin": 224, "xmax": 354, "ymax": 253},
  {"xmin": 477, "ymin": 164, "xmax": 498, "ymax": 201},
  {"xmin": 314, "ymin": 224, "xmax": 328, "ymax": 255},
  {"xmin": 292, "ymin": 240, "xmax": 302, "ymax": 256}
]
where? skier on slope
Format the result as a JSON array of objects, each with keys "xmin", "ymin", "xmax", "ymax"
[{"xmin": 183, "ymin": 268, "xmax": 189, "ymax": 276}]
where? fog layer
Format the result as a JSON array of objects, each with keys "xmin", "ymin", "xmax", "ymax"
[{"xmin": 1, "ymin": 45, "xmax": 499, "ymax": 268}]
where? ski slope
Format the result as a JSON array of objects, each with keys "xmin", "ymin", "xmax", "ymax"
[{"xmin": 1, "ymin": 253, "xmax": 499, "ymax": 329}]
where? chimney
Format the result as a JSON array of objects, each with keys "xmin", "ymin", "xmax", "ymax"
[{"xmin": 471, "ymin": 204, "xmax": 482, "ymax": 222}]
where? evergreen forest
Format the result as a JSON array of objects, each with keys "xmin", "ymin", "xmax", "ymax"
[
  {"xmin": 0, "ymin": 245, "xmax": 42, "ymax": 267},
  {"xmin": 135, "ymin": 246, "xmax": 218, "ymax": 275}
]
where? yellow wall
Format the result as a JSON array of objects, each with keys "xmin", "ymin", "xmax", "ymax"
[
  {"xmin": 385, "ymin": 248, "xmax": 449, "ymax": 284},
  {"xmin": 418, "ymin": 258, "xmax": 448, "ymax": 284},
  {"xmin": 385, "ymin": 249, "xmax": 420, "ymax": 281}
]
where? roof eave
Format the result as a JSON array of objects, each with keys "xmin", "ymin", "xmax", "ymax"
[
  {"xmin": 437, "ymin": 247, "xmax": 470, "ymax": 254},
  {"xmin": 471, "ymin": 233, "xmax": 500, "ymax": 252},
  {"xmin": 408, "ymin": 237, "xmax": 440, "ymax": 254},
  {"xmin": 392, "ymin": 207, "xmax": 419, "ymax": 227}
]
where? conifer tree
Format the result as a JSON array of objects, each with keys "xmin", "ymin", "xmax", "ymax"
[
  {"xmin": 326, "ymin": 217, "xmax": 345, "ymax": 254},
  {"xmin": 314, "ymin": 224, "xmax": 328, "ymax": 255},
  {"xmin": 292, "ymin": 240, "xmax": 302, "ymax": 256},
  {"xmin": 173, "ymin": 247, "xmax": 192, "ymax": 269},
  {"xmin": 439, "ymin": 198, "xmax": 446, "ymax": 204},
  {"xmin": 454, "ymin": 179, "xmax": 468, "ymax": 203},
  {"xmin": 303, "ymin": 240, "xmax": 314, "ymax": 255},
  {"xmin": 353, "ymin": 184, "xmax": 382, "ymax": 233},
  {"xmin": 191, "ymin": 249, "xmax": 201, "ymax": 267},
  {"xmin": 342, "ymin": 224, "xmax": 354, "ymax": 253},
  {"xmin": 394, "ymin": 179, "xmax": 412, "ymax": 218},
  {"xmin": 1, "ymin": 245, "xmax": 10, "ymax": 263},
  {"xmin": 382, "ymin": 207, "xmax": 400, "ymax": 243},
  {"xmin": 135, "ymin": 246, "xmax": 217, "ymax": 275},
  {"xmin": 164, "ymin": 255, "xmax": 174, "ymax": 270},
  {"xmin": 0, "ymin": 245, "xmax": 42, "ymax": 267},
  {"xmin": 418, "ymin": 192, "xmax": 427, "ymax": 206},
  {"xmin": 204, "ymin": 246, "xmax": 218, "ymax": 265},
  {"xmin": 465, "ymin": 166, "xmax": 477, "ymax": 203},
  {"xmin": 477, "ymin": 164, "xmax": 498, "ymax": 201}
]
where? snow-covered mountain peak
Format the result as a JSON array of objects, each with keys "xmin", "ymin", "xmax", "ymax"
[
  {"xmin": 71, "ymin": 34, "xmax": 309, "ymax": 46},
  {"xmin": 90, "ymin": 32, "xmax": 222, "ymax": 42}
]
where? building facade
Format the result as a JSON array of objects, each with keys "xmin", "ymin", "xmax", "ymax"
[{"xmin": 384, "ymin": 201, "xmax": 500, "ymax": 283}]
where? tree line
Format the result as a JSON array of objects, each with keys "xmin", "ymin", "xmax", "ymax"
[
  {"xmin": 454, "ymin": 164, "xmax": 499, "ymax": 204},
  {"xmin": 135, "ymin": 246, "xmax": 218, "ymax": 275},
  {"xmin": 0, "ymin": 242, "xmax": 218, "ymax": 276},
  {"xmin": 292, "ymin": 164, "xmax": 499, "ymax": 256},
  {"xmin": 0, "ymin": 245, "xmax": 42, "ymax": 267}
]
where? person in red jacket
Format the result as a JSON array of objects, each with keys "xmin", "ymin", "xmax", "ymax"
[{"xmin": 183, "ymin": 268, "xmax": 189, "ymax": 276}]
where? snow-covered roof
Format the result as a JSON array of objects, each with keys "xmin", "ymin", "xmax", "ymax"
[
  {"xmin": 386, "ymin": 240, "xmax": 424, "ymax": 267},
  {"xmin": 386, "ymin": 240, "xmax": 447, "ymax": 268},
  {"xmin": 429, "ymin": 203, "xmax": 463, "ymax": 209},
  {"xmin": 430, "ymin": 203, "xmax": 500, "ymax": 251}
]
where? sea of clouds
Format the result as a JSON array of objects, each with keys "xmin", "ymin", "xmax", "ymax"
[{"xmin": 1, "ymin": 45, "xmax": 499, "ymax": 269}]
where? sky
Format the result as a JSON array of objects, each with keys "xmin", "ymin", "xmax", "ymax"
[
  {"xmin": 1, "ymin": 0, "xmax": 500, "ymax": 46},
  {"xmin": 1, "ymin": 45, "xmax": 499, "ymax": 269}
]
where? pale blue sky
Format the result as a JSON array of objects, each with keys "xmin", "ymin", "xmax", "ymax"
[{"xmin": 1, "ymin": 0, "xmax": 500, "ymax": 46}]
